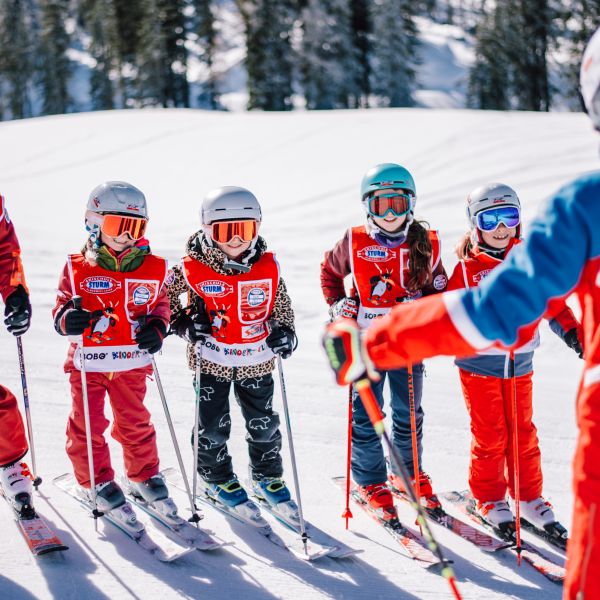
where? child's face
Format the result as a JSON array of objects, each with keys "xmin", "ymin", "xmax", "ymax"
[
  {"xmin": 215, "ymin": 236, "xmax": 253, "ymax": 259},
  {"xmin": 369, "ymin": 188, "xmax": 409, "ymax": 233},
  {"xmin": 100, "ymin": 230, "xmax": 137, "ymax": 252},
  {"xmin": 480, "ymin": 223, "xmax": 517, "ymax": 249}
]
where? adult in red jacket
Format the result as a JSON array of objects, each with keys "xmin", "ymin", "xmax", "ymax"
[
  {"xmin": 0, "ymin": 195, "xmax": 33, "ymax": 514},
  {"xmin": 323, "ymin": 27, "xmax": 600, "ymax": 600}
]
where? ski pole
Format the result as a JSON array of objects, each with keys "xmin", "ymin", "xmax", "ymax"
[
  {"xmin": 407, "ymin": 363, "xmax": 421, "ymax": 506},
  {"xmin": 342, "ymin": 385, "xmax": 353, "ymax": 529},
  {"xmin": 72, "ymin": 296, "xmax": 102, "ymax": 528},
  {"xmin": 192, "ymin": 342, "xmax": 202, "ymax": 515},
  {"xmin": 275, "ymin": 354, "xmax": 309, "ymax": 554},
  {"xmin": 15, "ymin": 337, "xmax": 41, "ymax": 488},
  {"xmin": 138, "ymin": 314, "xmax": 202, "ymax": 524},
  {"xmin": 354, "ymin": 377, "xmax": 462, "ymax": 600},
  {"xmin": 509, "ymin": 352, "xmax": 522, "ymax": 565}
]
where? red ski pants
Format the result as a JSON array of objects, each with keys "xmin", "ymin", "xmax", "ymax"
[
  {"xmin": 565, "ymin": 380, "xmax": 600, "ymax": 600},
  {"xmin": 459, "ymin": 369, "xmax": 542, "ymax": 503},
  {"xmin": 66, "ymin": 368, "xmax": 159, "ymax": 488},
  {"xmin": 0, "ymin": 384, "xmax": 28, "ymax": 467}
]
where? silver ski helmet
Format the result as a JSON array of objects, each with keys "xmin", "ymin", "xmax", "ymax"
[
  {"xmin": 201, "ymin": 186, "xmax": 262, "ymax": 225},
  {"xmin": 466, "ymin": 182, "xmax": 521, "ymax": 240},
  {"xmin": 581, "ymin": 27, "xmax": 600, "ymax": 130},
  {"xmin": 85, "ymin": 181, "xmax": 148, "ymax": 239},
  {"xmin": 87, "ymin": 181, "xmax": 148, "ymax": 218}
]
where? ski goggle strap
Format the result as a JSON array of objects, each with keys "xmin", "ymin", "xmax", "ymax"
[
  {"xmin": 367, "ymin": 192, "xmax": 412, "ymax": 218},
  {"xmin": 101, "ymin": 214, "xmax": 148, "ymax": 240},
  {"xmin": 476, "ymin": 206, "xmax": 520, "ymax": 232},
  {"xmin": 211, "ymin": 220, "xmax": 258, "ymax": 243}
]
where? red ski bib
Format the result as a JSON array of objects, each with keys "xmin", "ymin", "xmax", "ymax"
[
  {"xmin": 349, "ymin": 225, "xmax": 441, "ymax": 328},
  {"xmin": 68, "ymin": 253, "xmax": 168, "ymax": 372},
  {"xmin": 181, "ymin": 253, "xmax": 279, "ymax": 366}
]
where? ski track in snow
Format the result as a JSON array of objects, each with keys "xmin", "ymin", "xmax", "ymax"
[{"xmin": 0, "ymin": 107, "xmax": 594, "ymax": 600}]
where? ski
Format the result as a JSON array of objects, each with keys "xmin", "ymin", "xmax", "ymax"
[
  {"xmin": 332, "ymin": 476, "xmax": 449, "ymax": 570},
  {"xmin": 388, "ymin": 483, "xmax": 510, "ymax": 553},
  {"xmin": 121, "ymin": 480, "xmax": 229, "ymax": 552},
  {"xmin": 0, "ymin": 487, "xmax": 68, "ymax": 556},
  {"xmin": 161, "ymin": 467, "xmax": 301, "ymax": 553},
  {"xmin": 54, "ymin": 473, "xmax": 193, "ymax": 563},
  {"xmin": 442, "ymin": 490, "xmax": 565, "ymax": 584},
  {"xmin": 520, "ymin": 517, "xmax": 568, "ymax": 552},
  {"xmin": 248, "ymin": 488, "xmax": 361, "ymax": 559}
]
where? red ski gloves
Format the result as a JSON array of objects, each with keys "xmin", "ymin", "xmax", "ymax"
[{"xmin": 322, "ymin": 318, "xmax": 379, "ymax": 386}]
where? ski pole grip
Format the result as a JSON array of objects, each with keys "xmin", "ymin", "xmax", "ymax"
[{"xmin": 72, "ymin": 295, "xmax": 82, "ymax": 311}]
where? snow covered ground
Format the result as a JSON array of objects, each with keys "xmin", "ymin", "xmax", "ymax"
[{"xmin": 0, "ymin": 107, "xmax": 596, "ymax": 599}]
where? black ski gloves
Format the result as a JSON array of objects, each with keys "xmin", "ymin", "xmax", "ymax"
[
  {"xmin": 564, "ymin": 328, "xmax": 584, "ymax": 359},
  {"xmin": 64, "ymin": 307, "xmax": 93, "ymax": 335},
  {"xmin": 136, "ymin": 319, "xmax": 167, "ymax": 354},
  {"xmin": 4, "ymin": 284, "xmax": 31, "ymax": 336},
  {"xmin": 266, "ymin": 322, "xmax": 297, "ymax": 359},
  {"xmin": 171, "ymin": 299, "xmax": 211, "ymax": 344}
]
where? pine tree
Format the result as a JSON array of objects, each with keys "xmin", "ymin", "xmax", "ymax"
[
  {"xmin": 238, "ymin": 0, "xmax": 296, "ymax": 111},
  {"xmin": 39, "ymin": 0, "xmax": 71, "ymax": 115},
  {"xmin": 559, "ymin": 0, "xmax": 600, "ymax": 109},
  {"xmin": 191, "ymin": 0, "xmax": 220, "ymax": 109},
  {"xmin": 351, "ymin": 0, "xmax": 370, "ymax": 106},
  {"xmin": 0, "ymin": 0, "xmax": 36, "ymax": 119},
  {"xmin": 135, "ymin": 0, "xmax": 189, "ymax": 107},
  {"xmin": 80, "ymin": 0, "xmax": 119, "ymax": 110},
  {"xmin": 301, "ymin": 0, "xmax": 361, "ymax": 109},
  {"xmin": 369, "ymin": 0, "xmax": 419, "ymax": 107},
  {"xmin": 467, "ymin": 4, "xmax": 511, "ymax": 110}
]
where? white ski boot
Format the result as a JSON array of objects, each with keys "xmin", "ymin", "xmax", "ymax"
[
  {"xmin": 0, "ymin": 462, "xmax": 34, "ymax": 516},
  {"xmin": 519, "ymin": 497, "xmax": 556, "ymax": 529},
  {"xmin": 88, "ymin": 480, "xmax": 127, "ymax": 512}
]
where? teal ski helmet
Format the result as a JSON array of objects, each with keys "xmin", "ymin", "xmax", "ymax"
[
  {"xmin": 360, "ymin": 163, "xmax": 416, "ymax": 202},
  {"xmin": 360, "ymin": 163, "xmax": 417, "ymax": 240}
]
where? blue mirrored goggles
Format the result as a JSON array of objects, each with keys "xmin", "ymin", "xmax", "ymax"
[
  {"xmin": 366, "ymin": 192, "xmax": 412, "ymax": 218},
  {"xmin": 476, "ymin": 206, "xmax": 520, "ymax": 232}
]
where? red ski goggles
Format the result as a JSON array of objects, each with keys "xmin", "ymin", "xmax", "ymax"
[
  {"xmin": 211, "ymin": 220, "xmax": 258, "ymax": 244},
  {"xmin": 101, "ymin": 214, "xmax": 148, "ymax": 240},
  {"xmin": 366, "ymin": 192, "xmax": 412, "ymax": 218},
  {"xmin": 476, "ymin": 206, "xmax": 520, "ymax": 232}
]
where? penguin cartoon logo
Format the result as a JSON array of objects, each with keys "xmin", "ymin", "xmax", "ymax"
[
  {"xmin": 368, "ymin": 264, "xmax": 395, "ymax": 305},
  {"xmin": 210, "ymin": 304, "xmax": 231, "ymax": 338},
  {"xmin": 88, "ymin": 300, "xmax": 120, "ymax": 343}
]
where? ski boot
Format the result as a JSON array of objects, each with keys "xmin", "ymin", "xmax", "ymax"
[
  {"xmin": 518, "ymin": 497, "xmax": 568, "ymax": 549},
  {"xmin": 126, "ymin": 474, "xmax": 179, "ymax": 522},
  {"xmin": 251, "ymin": 476, "xmax": 299, "ymax": 525},
  {"xmin": 204, "ymin": 477, "xmax": 249, "ymax": 509},
  {"xmin": 89, "ymin": 480, "xmax": 127, "ymax": 513},
  {"xmin": 357, "ymin": 482, "xmax": 397, "ymax": 521},
  {"xmin": 476, "ymin": 498, "xmax": 516, "ymax": 540},
  {"xmin": 0, "ymin": 461, "xmax": 34, "ymax": 518},
  {"xmin": 388, "ymin": 471, "xmax": 443, "ymax": 514}
]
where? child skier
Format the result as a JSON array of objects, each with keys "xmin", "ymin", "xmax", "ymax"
[
  {"xmin": 167, "ymin": 186, "xmax": 297, "ymax": 516},
  {"xmin": 0, "ymin": 195, "xmax": 33, "ymax": 515},
  {"xmin": 320, "ymin": 163, "xmax": 448, "ymax": 517},
  {"xmin": 52, "ymin": 181, "xmax": 176, "ymax": 519},
  {"xmin": 446, "ymin": 182, "xmax": 581, "ymax": 538}
]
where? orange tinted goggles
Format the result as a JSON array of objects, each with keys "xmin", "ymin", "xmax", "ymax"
[
  {"xmin": 211, "ymin": 220, "xmax": 257, "ymax": 243},
  {"xmin": 101, "ymin": 214, "xmax": 147, "ymax": 240}
]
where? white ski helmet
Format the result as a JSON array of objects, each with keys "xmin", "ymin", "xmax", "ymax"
[
  {"xmin": 581, "ymin": 27, "xmax": 600, "ymax": 130},
  {"xmin": 466, "ymin": 183, "xmax": 521, "ymax": 226},
  {"xmin": 87, "ymin": 181, "xmax": 148, "ymax": 218},
  {"xmin": 201, "ymin": 186, "xmax": 262, "ymax": 225},
  {"xmin": 85, "ymin": 181, "xmax": 148, "ymax": 239}
]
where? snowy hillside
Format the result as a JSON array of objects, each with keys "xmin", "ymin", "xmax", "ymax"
[{"xmin": 0, "ymin": 107, "xmax": 596, "ymax": 600}]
